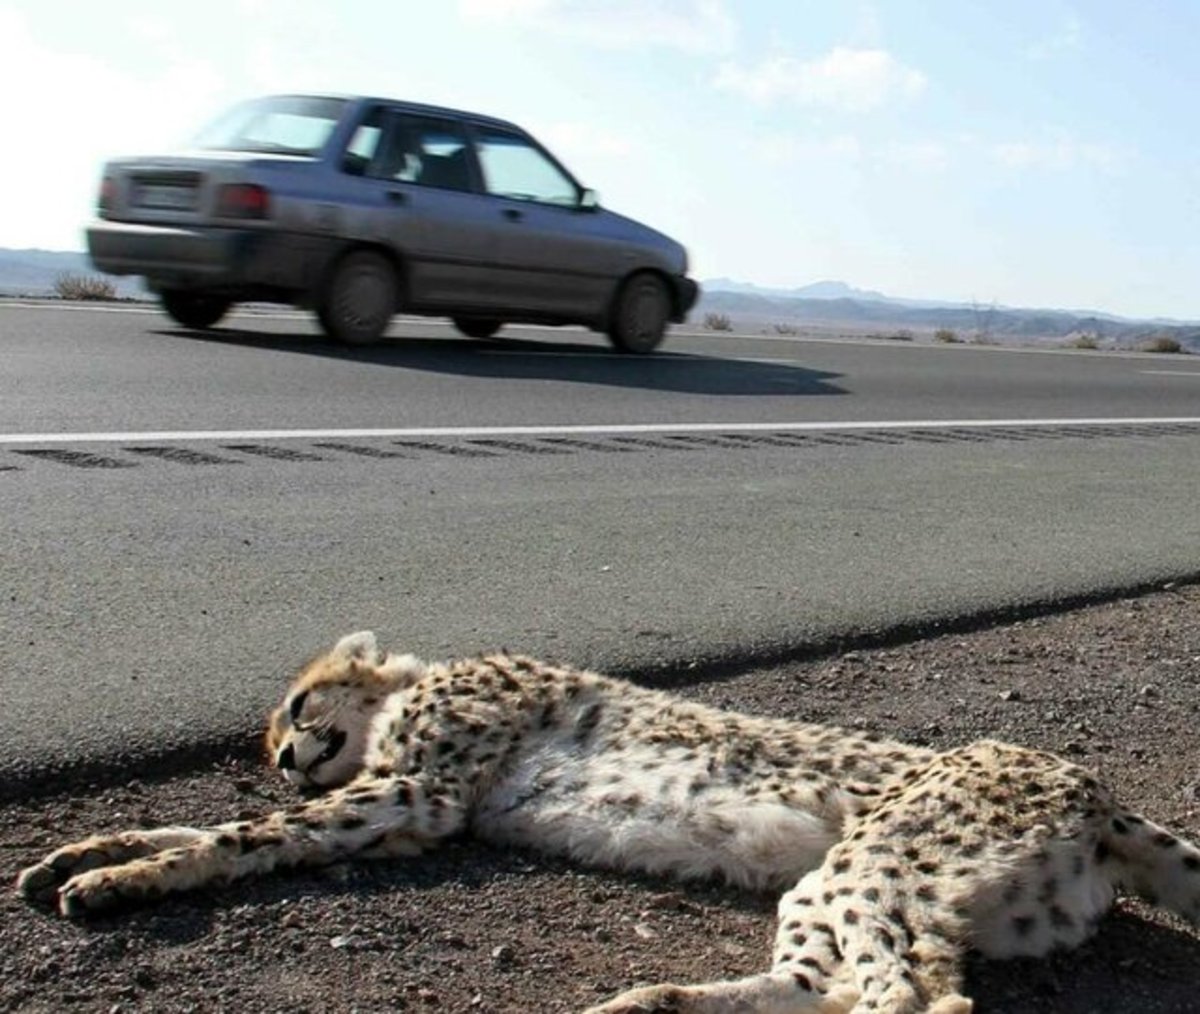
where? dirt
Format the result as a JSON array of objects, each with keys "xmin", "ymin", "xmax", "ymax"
[{"xmin": 2, "ymin": 585, "xmax": 1200, "ymax": 1013}]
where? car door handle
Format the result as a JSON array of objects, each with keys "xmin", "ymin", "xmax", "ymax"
[
  {"xmin": 386, "ymin": 191, "xmax": 407, "ymax": 205},
  {"xmin": 503, "ymin": 207, "xmax": 523, "ymax": 221}
]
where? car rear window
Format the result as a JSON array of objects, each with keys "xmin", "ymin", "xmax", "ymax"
[{"xmin": 193, "ymin": 96, "xmax": 348, "ymax": 157}]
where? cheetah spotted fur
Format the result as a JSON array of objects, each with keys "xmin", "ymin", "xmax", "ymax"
[{"xmin": 17, "ymin": 631, "xmax": 1200, "ymax": 1013}]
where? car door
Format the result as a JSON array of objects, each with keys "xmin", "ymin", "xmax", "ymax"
[
  {"xmin": 338, "ymin": 109, "xmax": 507, "ymax": 311},
  {"xmin": 468, "ymin": 124, "xmax": 621, "ymax": 319}
]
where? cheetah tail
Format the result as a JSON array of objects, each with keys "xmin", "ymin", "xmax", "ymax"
[{"xmin": 1104, "ymin": 810, "xmax": 1200, "ymax": 924}]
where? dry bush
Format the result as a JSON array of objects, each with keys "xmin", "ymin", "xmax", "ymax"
[
  {"xmin": 933, "ymin": 328, "xmax": 960, "ymax": 343},
  {"xmin": 772, "ymin": 322, "xmax": 800, "ymax": 336},
  {"xmin": 703, "ymin": 311, "xmax": 733, "ymax": 332},
  {"xmin": 1067, "ymin": 334, "xmax": 1100, "ymax": 350},
  {"xmin": 1140, "ymin": 335, "xmax": 1184, "ymax": 354},
  {"xmin": 54, "ymin": 272, "xmax": 116, "ymax": 301}
]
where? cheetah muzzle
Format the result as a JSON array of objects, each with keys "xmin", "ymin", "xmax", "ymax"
[{"xmin": 17, "ymin": 630, "xmax": 1200, "ymax": 1013}]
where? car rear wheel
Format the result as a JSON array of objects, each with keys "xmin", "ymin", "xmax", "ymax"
[
  {"xmin": 317, "ymin": 251, "xmax": 398, "ymax": 345},
  {"xmin": 453, "ymin": 318, "xmax": 504, "ymax": 340},
  {"xmin": 160, "ymin": 290, "xmax": 232, "ymax": 330},
  {"xmin": 607, "ymin": 273, "xmax": 670, "ymax": 353}
]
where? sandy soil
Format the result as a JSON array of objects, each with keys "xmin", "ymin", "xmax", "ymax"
[{"xmin": 2, "ymin": 585, "xmax": 1199, "ymax": 1013}]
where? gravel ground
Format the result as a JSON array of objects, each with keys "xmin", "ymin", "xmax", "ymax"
[{"xmin": 3, "ymin": 585, "xmax": 1200, "ymax": 1013}]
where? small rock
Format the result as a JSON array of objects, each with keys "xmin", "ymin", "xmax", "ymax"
[
  {"xmin": 999, "ymin": 689, "xmax": 1021, "ymax": 702},
  {"xmin": 646, "ymin": 891, "xmax": 687, "ymax": 911},
  {"xmin": 491, "ymin": 944, "xmax": 515, "ymax": 964},
  {"xmin": 633, "ymin": 922, "xmax": 657, "ymax": 940},
  {"xmin": 330, "ymin": 935, "xmax": 360, "ymax": 950}
]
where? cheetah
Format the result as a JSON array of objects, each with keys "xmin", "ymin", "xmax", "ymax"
[{"xmin": 16, "ymin": 631, "xmax": 1200, "ymax": 1013}]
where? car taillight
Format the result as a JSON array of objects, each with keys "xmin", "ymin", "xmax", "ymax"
[
  {"xmin": 216, "ymin": 183, "xmax": 271, "ymax": 219},
  {"xmin": 98, "ymin": 176, "xmax": 115, "ymax": 214}
]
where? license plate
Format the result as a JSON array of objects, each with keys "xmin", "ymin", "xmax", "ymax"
[{"xmin": 136, "ymin": 183, "xmax": 196, "ymax": 210}]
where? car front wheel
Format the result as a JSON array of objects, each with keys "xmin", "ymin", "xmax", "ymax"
[
  {"xmin": 453, "ymin": 318, "xmax": 504, "ymax": 340},
  {"xmin": 317, "ymin": 251, "xmax": 398, "ymax": 345},
  {"xmin": 160, "ymin": 290, "xmax": 232, "ymax": 330},
  {"xmin": 607, "ymin": 273, "xmax": 670, "ymax": 353}
]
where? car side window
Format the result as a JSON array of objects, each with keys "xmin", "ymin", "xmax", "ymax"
[
  {"xmin": 371, "ymin": 115, "xmax": 474, "ymax": 193},
  {"xmin": 473, "ymin": 128, "xmax": 578, "ymax": 206},
  {"xmin": 341, "ymin": 107, "xmax": 385, "ymax": 177}
]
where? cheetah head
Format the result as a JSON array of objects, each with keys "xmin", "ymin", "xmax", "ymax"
[{"xmin": 266, "ymin": 630, "xmax": 427, "ymax": 789}]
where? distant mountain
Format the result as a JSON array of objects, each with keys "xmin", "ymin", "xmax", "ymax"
[
  {"xmin": 697, "ymin": 280, "xmax": 1200, "ymax": 349},
  {"xmin": 704, "ymin": 277, "xmax": 894, "ymax": 303},
  {"xmin": 0, "ymin": 248, "xmax": 144, "ymax": 298},
  {"xmin": 0, "ymin": 249, "xmax": 1195, "ymax": 349}
]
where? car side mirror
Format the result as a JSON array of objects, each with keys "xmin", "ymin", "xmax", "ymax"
[{"xmin": 579, "ymin": 188, "xmax": 600, "ymax": 212}]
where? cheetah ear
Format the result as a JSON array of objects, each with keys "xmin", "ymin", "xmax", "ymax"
[
  {"xmin": 330, "ymin": 630, "xmax": 381, "ymax": 664},
  {"xmin": 377, "ymin": 651, "xmax": 428, "ymax": 687}
]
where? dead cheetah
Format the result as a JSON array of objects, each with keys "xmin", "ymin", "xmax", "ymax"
[{"xmin": 16, "ymin": 631, "xmax": 1200, "ymax": 1013}]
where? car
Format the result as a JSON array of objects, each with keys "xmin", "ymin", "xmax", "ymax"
[{"xmin": 86, "ymin": 94, "xmax": 699, "ymax": 352}]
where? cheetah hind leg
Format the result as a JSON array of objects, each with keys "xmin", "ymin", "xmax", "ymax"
[
  {"xmin": 581, "ymin": 976, "xmax": 859, "ymax": 1014},
  {"xmin": 585, "ymin": 869, "xmax": 859, "ymax": 1012}
]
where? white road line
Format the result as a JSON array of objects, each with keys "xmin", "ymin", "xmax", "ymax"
[
  {"xmin": 0, "ymin": 418, "xmax": 1197, "ymax": 446},
  {"xmin": 1140, "ymin": 370, "xmax": 1200, "ymax": 377}
]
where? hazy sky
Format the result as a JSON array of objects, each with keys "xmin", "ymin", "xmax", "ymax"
[{"xmin": 3, "ymin": 0, "xmax": 1199, "ymax": 318}]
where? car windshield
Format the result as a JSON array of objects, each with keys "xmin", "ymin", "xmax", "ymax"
[{"xmin": 192, "ymin": 96, "xmax": 348, "ymax": 156}]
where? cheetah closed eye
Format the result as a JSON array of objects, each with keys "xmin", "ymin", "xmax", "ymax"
[{"xmin": 17, "ymin": 631, "xmax": 1200, "ymax": 1013}]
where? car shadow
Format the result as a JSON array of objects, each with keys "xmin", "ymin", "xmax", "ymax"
[{"xmin": 149, "ymin": 325, "xmax": 846, "ymax": 398}]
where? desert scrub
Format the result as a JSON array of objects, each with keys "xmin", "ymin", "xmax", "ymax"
[
  {"xmin": 54, "ymin": 272, "xmax": 116, "ymax": 301},
  {"xmin": 933, "ymin": 328, "xmax": 960, "ymax": 343},
  {"xmin": 703, "ymin": 312, "xmax": 733, "ymax": 332},
  {"xmin": 1140, "ymin": 335, "xmax": 1184, "ymax": 354}
]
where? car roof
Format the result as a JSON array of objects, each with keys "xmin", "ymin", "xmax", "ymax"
[{"xmin": 272, "ymin": 94, "xmax": 527, "ymax": 134}]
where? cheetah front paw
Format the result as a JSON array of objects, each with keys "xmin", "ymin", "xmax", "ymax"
[
  {"xmin": 16, "ymin": 840, "xmax": 131, "ymax": 906},
  {"xmin": 16, "ymin": 830, "xmax": 201, "ymax": 912},
  {"xmin": 54, "ymin": 867, "xmax": 151, "ymax": 918}
]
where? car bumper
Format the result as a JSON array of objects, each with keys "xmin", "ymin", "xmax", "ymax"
[
  {"xmin": 86, "ymin": 220, "xmax": 329, "ymax": 293},
  {"xmin": 670, "ymin": 275, "xmax": 700, "ymax": 321}
]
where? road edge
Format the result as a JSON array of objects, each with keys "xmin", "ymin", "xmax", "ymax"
[{"xmin": 4, "ymin": 571, "xmax": 1197, "ymax": 805}]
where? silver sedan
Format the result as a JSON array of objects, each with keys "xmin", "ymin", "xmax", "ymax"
[{"xmin": 87, "ymin": 94, "xmax": 699, "ymax": 352}]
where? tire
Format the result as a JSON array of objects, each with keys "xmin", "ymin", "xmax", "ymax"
[
  {"xmin": 607, "ymin": 273, "xmax": 670, "ymax": 353},
  {"xmin": 160, "ymin": 290, "xmax": 231, "ymax": 330},
  {"xmin": 317, "ymin": 251, "xmax": 398, "ymax": 345},
  {"xmin": 453, "ymin": 318, "xmax": 503, "ymax": 340}
]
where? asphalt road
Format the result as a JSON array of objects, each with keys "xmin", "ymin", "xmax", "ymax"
[{"xmin": 2, "ymin": 302, "xmax": 1199, "ymax": 796}]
